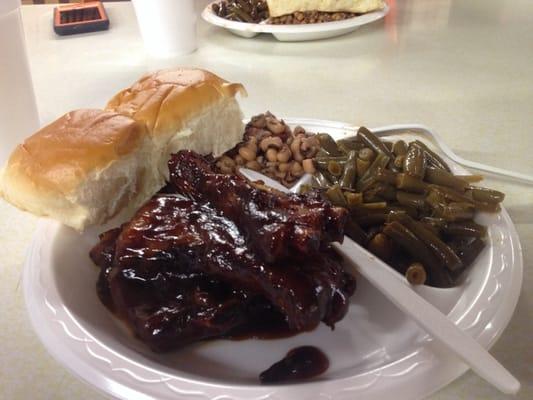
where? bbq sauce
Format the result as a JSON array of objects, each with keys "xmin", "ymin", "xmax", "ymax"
[{"xmin": 259, "ymin": 346, "xmax": 329, "ymax": 384}]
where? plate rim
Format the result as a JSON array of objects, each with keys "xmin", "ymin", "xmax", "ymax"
[{"xmin": 23, "ymin": 121, "xmax": 523, "ymax": 400}]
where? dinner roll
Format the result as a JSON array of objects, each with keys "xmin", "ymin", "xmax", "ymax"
[
  {"xmin": 0, "ymin": 68, "xmax": 247, "ymax": 230},
  {"xmin": 106, "ymin": 68, "xmax": 247, "ymax": 177},
  {"xmin": 0, "ymin": 109, "xmax": 157, "ymax": 230}
]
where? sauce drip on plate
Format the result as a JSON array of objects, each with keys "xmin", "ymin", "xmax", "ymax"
[{"xmin": 260, "ymin": 346, "xmax": 329, "ymax": 384}]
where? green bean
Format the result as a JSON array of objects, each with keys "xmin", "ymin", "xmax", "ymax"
[
  {"xmin": 322, "ymin": 170, "xmax": 339, "ymax": 185},
  {"xmin": 337, "ymin": 137, "xmax": 364, "ymax": 153},
  {"xmin": 395, "ymin": 173, "xmax": 428, "ymax": 193},
  {"xmin": 396, "ymin": 191, "xmax": 426, "ymax": 209},
  {"xmin": 392, "ymin": 140, "xmax": 408, "ymax": 156},
  {"xmin": 428, "ymin": 185, "xmax": 471, "ymax": 203},
  {"xmin": 443, "ymin": 221, "xmax": 487, "ymax": 238},
  {"xmin": 358, "ymin": 147, "xmax": 375, "ymax": 161},
  {"xmin": 230, "ymin": 5, "xmax": 254, "ymax": 22},
  {"xmin": 235, "ymin": 0, "xmax": 252, "ymax": 13},
  {"xmin": 405, "ymin": 262, "xmax": 427, "ymax": 285},
  {"xmin": 412, "ymin": 140, "xmax": 451, "ymax": 172},
  {"xmin": 298, "ymin": 184, "xmax": 313, "ymax": 194},
  {"xmin": 345, "ymin": 191, "xmax": 363, "ymax": 206},
  {"xmin": 325, "ymin": 184, "xmax": 347, "ymax": 207},
  {"xmin": 434, "ymin": 202, "xmax": 475, "ymax": 222},
  {"xmin": 420, "ymin": 217, "xmax": 446, "ymax": 233},
  {"xmin": 383, "ymin": 221, "xmax": 453, "ymax": 287},
  {"xmin": 472, "ymin": 200, "xmax": 501, "ymax": 213},
  {"xmin": 313, "ymin": 171, "xmax": 332, "ymax": 187},
  {"xmin": 403, "ymin": 144, "xmax": 426, "ymax": 179},
  {"xmin": 356, "ymin": 213, "xmax": 389, "ymax": 227},
  {"xmin": 344, "ymin": 218, "xmax": 368, "ymax": 245},
  {"xmin": 455, "ymin": 237, "xmax": 486, "ymax": 267},
  {"xmin": 315, "ymin": 159, "xmax": 344, "ymax": 171},
  {"xmin": 357, "ymin": 127, "xmax": 394, "ymax": 158},
  {"xmin": 425, "ymin": 188, "xmax": 447, "ymax": 210},
  {"xmin": 356, "ymin": 158, "xmax": 371, "ymax": 178},
  {"xmin": 317, "ymin": 133, "xmax": 343, "ymax": 156},
  {"xmin": 367, "ymin": 233, "xmax": 394, "ymax": 260},
  {"xmin": 360, "ymin": 201, "xmax": 387, "ymax": 210},
  {"xmin": 376, "ymin": 169, "xmax": 397, "ymax": 185},
  {"xmin": 376, "ymin": 184, "xmax": 397, "ymax": 201},
  {"xmin": 469, "ymin": 187, "xmax": 505, "ymax": 204},
  {"xmin": 393, "ymin": 155, "xmax": 405, "ymax": 169},
  {"xmin": 356, "ymin": 153, "xmax": 390, "ymax": 192},
  {"xmin": 339, "ymin": 151, "xmax": 357, "ymax": 189},
  {"xmin": 457, "ymin": 174, "xmax": 484, "ymax": 183},
  {"xmin": 388, "ymin": 212, "xmax": 462, "ymax": 271},
  {"xmin": 315, "ymin": 156, "xmax": 349, "ymax": 164},
  {"xmin": 425, "ymin": 167, "xmax": 469, "ymax": 191},
  {"xmin": 327, "ymin": 160, "xmax": 343, "ymax": 177}
]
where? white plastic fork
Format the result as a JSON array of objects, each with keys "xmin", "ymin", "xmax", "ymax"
[{"xmin": 239, "ymin": 168, "xmax": 521, "ymax": 395}]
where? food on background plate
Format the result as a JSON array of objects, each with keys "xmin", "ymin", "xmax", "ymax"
[
  {"xmin": 90, "ymin": 150, "xmax": 355, "ymax": 353},
  {"xmin": 212, "ymin": 0, "xmax": 269, "ymax": 23},
  {"xmin": 212, "ymin": 0, "xmax": 385, "ymax": 24},
  {"xmin": 0, "ymin": 68, "xmax": 246, "ymax": 230}
]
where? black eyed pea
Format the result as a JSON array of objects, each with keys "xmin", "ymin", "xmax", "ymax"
[
  {"xmin": 245, "ymin": 160, "xmax": 262, "ymax": 171},
  {"xmin": 238, "ymin": 143, "xmax": 257, "ymax": 162},
  {"xmin": 277, "ymin": 145, "xmax": 292, "ymax": 163},
  {"xmin": 266, "ymin": 117, "xmax": 286, "ymax": 134},
  {"xmin": 275, "ymin": 170, "xmax": 287, "ymax": 180},
  {"xmin": 260, "ymin": 136, "xmax": 283, "ymax": 152},
  {"xmin": 216, "ymin": 156, "xmax": 235, "ymax": 174},
  {"xmin": 290, "ymin": 137, "xmax": 304, "ymax": 161},
  {"xmin": 278, "ymin": 162, "xmax": 291, "ymax": 172},
  {"xmin": 234, "ymin": 154, "xmax": 245, "ymax": 165},
  {"xmin": 266, "ymin": 148, "xmax": 279, "ymax": 162},
  {"xmin": 302, "ymin": 159, "xmax": 316, "ymax": 174},
  {"xmin": 291, "ymin": 161, "xmax": 304, "ymax": 177},
  {"xmin": 250, "ymin": 114, "xmax": 267, "ymax": 129},
  {"xmin": 293, "ymin": 126, "xmax": 306, "ymax": 136}
]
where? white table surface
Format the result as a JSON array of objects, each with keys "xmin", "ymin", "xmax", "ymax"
[{"xmin": 1, "ymin": 1, "xmax": 532, "ymax": 399}]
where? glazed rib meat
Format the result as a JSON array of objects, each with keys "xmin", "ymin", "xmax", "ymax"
[
  {"xmin": 90, "ymin": 194, "xmax": 355, "ymax": 350},
  {"xmin": 89, "ymin": 150, "xmax": 356, "ymax": 351},
  {"xmin": 168, "ymin": 150, "xmax": 348, "ymax": 263}
]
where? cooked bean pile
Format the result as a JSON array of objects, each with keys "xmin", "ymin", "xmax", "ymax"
[
  {"xmin": 269, "ymin": 11, "xmax": 358, "ymax": 25},
  {"xmin": 217, "ymin": 112, "xmax": 319, "ymax": 187},
  {"xmin": 307, "ymin": 127, "xmax": 505, "ymax": 287}
]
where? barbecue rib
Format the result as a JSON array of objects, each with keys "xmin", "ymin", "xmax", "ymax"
[
  {"xmin": 89, "ymin": 151, "xmax": 355, "ymax": 351},
  {"xmin": 168, "ymin": 150, "xmax": 348, "ymax": 263}
]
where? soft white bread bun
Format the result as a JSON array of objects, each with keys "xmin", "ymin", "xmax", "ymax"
[
  {"xmin": 0, "ymin": 68, "xmax": 247, "ymax": 230},
  {"xmin": 106, "ymin": 68, "xmax": 247, "ymax": 177},
  {"xmin": 0, "ymin": 110, "xmax": 157, "ymax": 230},
  {"xmin": 267, "ymin": 0, "xmax": 385, "ymax": 17}
]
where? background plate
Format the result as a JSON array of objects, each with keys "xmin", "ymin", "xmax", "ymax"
[
  {"xmin": 23, "ymin": 121, "xmax": 522, "ymax": 400},
  {"xmin": 201, "ymin": 2, "xmax": 389, "ymax": 41}
]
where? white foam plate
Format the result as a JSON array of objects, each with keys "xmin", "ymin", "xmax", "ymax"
[
  {"xmin": 201, "ymin": 2, "xmax": 389, "ymax": 41},
  {"xmin": 23, "ymin": 121, "xmax": 523, "ymax": 400}
]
